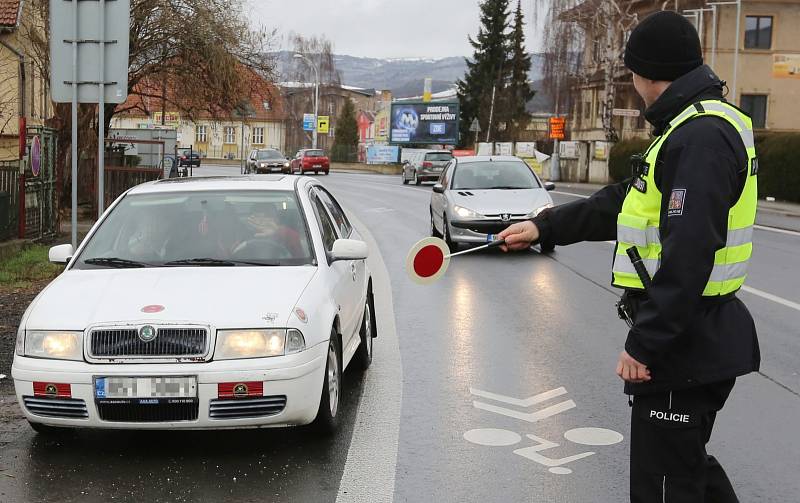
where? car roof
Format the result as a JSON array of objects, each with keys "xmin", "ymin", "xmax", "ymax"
[
  {"xmin": 454, "ymin": 155, "xmax": 525, "ymax": 164},
  {"xmin": 128, "ymin": 175, "xmax": 311, "ymax": 195}
]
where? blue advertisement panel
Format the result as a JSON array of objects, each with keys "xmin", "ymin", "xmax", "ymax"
[
  {"xmin": 390, "ymin": 102, "xmax": 460, "ymax": 145},
  {"xmin": 366, "ymin": 145, "xmax": 400, "ymax": 164}
]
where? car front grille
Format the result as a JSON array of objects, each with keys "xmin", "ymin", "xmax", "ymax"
[
  {"xmin": 23, "ymin": 396, "xmax": 89, "ymax": 419},
  {"xmin": 89, "ymin": 327, "xmax": 208, "ymax": 359},
  {"xmin": 209, "ymin": 396, "xmax": 287, "ymax": 420},
  {"xmin": 96, "ymin": 398, "xmax": 199, "ymax": 422}
]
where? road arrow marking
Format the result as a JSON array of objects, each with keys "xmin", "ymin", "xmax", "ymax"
[
  {"xmin": 469, "ymin": 387, "xmax": 568, "ymax": 407},
  {"xmin": 473, "ymin": 399, "xmax": 577, "ymax": 423}
]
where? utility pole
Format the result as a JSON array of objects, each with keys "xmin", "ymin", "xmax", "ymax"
[
  {"xmin": 294, "ymin": 54, "xmax": 320, "ymax": 149},
  {"xmin": 486, "ymin": 85, "xmax": 497, "ymax": 144}
]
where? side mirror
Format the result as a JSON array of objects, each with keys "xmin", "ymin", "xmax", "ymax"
[
  {"xmin": 432, "ymin": 183, "xmax": 445, "ymax": 194},
  {"xmin": 49, "ymin": 244, "xmax": 75, "ymax": 264},
  {"xmin": 544, "ymin": 182, "xmax": 556, "ymax": 191},
  {"xmin": 329, "ymin": 239, "xmax": 369, "ymax": 262}
]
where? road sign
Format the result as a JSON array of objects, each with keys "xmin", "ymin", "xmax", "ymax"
[
  {"xmin": 303, "ymin": 113, "xmax": 316, "ymax": 131},
  {"xmin": 548, "ymin": 117, "xmax": 566, "ymax": 140},
  {"xmin": 49, "ymin": 0, "xmax": 130, "ymax": 103},
  {"xmin": 612, "ymin": 108, "xmax": 641, "ymax": 117},
  {"xmin": 30, "ymin": 136, "xmax": 41, "ymax": 177},
  {"xmin": 317, "ymin": 116, "xmax": 330, "ymax": 134},
  {"xmin": 469, "ymin": 118, "xmax": 482, "ymax": 133}
]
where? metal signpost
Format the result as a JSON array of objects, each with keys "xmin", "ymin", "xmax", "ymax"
[{"xmin": 49, "ymin": 0, "xmax": 130, "ymax": 248}]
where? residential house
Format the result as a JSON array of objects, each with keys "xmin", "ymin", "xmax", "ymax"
[{"xmin": 0, "ymin": 0, "xmax": 53, "ymax": 160}]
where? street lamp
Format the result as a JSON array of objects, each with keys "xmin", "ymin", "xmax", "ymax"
[
  {"xmin": 294, "ymin": 53, "xmax": 320, "ymax": 149},
  {"xmin": 707, "ymin": 0, "xmax": 742, "ymax": 103}
]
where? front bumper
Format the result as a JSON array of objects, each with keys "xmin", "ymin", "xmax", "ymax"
[
  {"xmin": 449, "ymin": 218, "xmax": 527, "ymax": 242},
  {"xmin": 256, "ymin": 164, "xmax": 289, "ymax": 173},
  {"xmin": 11, "ymin": 342, "xmax": 327, "ymax": 429}
]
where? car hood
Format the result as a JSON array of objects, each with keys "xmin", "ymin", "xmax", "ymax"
[
  {"xmin": 450, "ymin": 188, "xmax": 552, "ymax": 216},
  {"xmin": 25, "ymin": 266, "xmax": 317, "ymax": 331},
  {"xmin": 260, "ymin": 158, "xmax": 288, "ymax": 163}
]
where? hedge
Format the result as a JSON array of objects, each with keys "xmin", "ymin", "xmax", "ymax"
[
  {"xmin": 608, "ymin": 138, "xmax": 651, "ymax": 182},
  {"xmin": 609, "ymin": 133, "xmax": 800, "ymax": 202}
]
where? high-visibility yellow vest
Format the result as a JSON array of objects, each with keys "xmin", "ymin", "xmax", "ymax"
[{"xmin": 612, "ymin": 100, "xmax": 758, "ymax": 296}]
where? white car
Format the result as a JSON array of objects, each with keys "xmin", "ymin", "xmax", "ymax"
[
  {"xmin": 430, "ymin": 156, "xmax": 556, "ymax": 251},
  {"xmin": 12, "ymin": 175, "xmax": 375, "ymax": 433}
]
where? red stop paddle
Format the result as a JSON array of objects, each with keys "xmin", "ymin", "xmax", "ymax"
[{"xmin": 406, "ymin": 237, "xmax": 505, "ymax": 284}]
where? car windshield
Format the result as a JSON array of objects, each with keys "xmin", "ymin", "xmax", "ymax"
[
  {"xmin": 451, "ymin": 161, "xmax": 540, "ymax": 190},
  {"xmin": 75, "ymin": 190, "xmax": 314, "ymax": 269},
  {"xmin": 425, "ymin": 152, "xmax": 453, "ymax": 162},
  {"xmin": 305, "ymin": 150, "xmax": 324, "ymax": 157},
  {"xmin": 257, "ymin": 150, "xmax": 283, "ymax": 160}
]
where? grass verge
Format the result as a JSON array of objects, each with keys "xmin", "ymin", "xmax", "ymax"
[{"xmin": 0, "ymin": 245, "xmax": 62, "ymax": 289}]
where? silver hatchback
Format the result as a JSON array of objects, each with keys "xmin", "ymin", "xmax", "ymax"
[
  {"xmin": 402, "ymin": 150, "xmax": 453, "ymax": 185},
  {"xmin": 430, "ymin": 156, "xmax": 556, "ymax": 251}
]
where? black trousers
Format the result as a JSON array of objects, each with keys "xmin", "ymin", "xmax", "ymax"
[{"xmin": 630, "ymin": 379, "xmax": 739, "ymax": 503}]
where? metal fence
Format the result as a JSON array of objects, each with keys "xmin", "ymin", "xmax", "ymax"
[{"xmin": 0, "ymin": 160, "xmax": 20, "ymax": 241}]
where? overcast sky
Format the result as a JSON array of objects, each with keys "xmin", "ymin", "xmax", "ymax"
[{"xmin": 245, "ymin": 0, "xmax": 542, "ymax": 59}]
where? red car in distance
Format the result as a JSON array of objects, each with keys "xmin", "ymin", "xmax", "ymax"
[{"xmin": 291, "ymin": 149, "xmax": 330, "ymax": 175}]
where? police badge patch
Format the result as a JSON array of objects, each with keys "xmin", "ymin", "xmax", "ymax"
[
  {"xmin": 668, "ymin": 189, "xmax": 687, "ymax": 216},
  {"xmin": 632, "ymin": 177, "xmax": 647, "ymax": 193}
]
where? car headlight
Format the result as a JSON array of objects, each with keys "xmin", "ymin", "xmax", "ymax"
[
  {"xmin": 528, "ymin": 203, "xmax": 554, "ymax": 218},
  {"xmin": 260, "ymin": 162, "xmax": 267, "ymax": 168},
  {"xmin": 215, "ymin": 329, "xmax": 306, "ymax": 360},
  {"xmin": 24, "ymin": 331, "xmax": 83, "ymax": 361},
  {"xmin": 284, "ymin": 162, "xmax": 290, "ymax": 168},
  {"xmin": 453, "ymin": 205, "xmax": 481, "ymax": 219}
]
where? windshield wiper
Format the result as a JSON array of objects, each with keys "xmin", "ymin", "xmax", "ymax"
[
  {"xmin": 164, "ymin": 258, "xmax": 282, "ymax": 267},
  {"xmin": 83, "ymin": 257, "xmax": 151, "ymax": 268},
  {"xmin": 489, "ymin": 186, "xmax": 529, "ymax": 190}
]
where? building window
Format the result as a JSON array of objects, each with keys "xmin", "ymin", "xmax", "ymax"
[
  {"xmin": 329, "ymin": 102, "xmax": 336, "ymax": 116},
  {"xmin": 740, "ymin": 94, "xmax": 767, "ymax": 128},
  {"xmin": 745, "ymin": 16, "xmax": 772, "ymax": 49},
  {"xmin": 196, "ymin": 125, "xmax": 207, "ymax": 143},
  {"xmin": 583, "ymin": 101, "xmax": 592, "ymax": 119},
  {"xmin": 263, "ymin": 101, "xmax": 271, "ymax": 111},
  {"xmin": 592, "ymin": 39, "xmax": 602, "ymax": 63},
  {"xmin": 224, "ymin": 126, "xmax": 236, "ymax": 144},
  {"xmin": 252, "ymin": 127, "xmax": 264, "ymax": 144}
]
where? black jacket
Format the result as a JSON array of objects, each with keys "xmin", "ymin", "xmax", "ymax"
[{"xmin": 533, "ymin": 65, "xmax": 760, "ymax": 394}]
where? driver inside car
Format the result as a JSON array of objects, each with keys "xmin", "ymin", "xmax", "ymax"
[{"xmin": 237, "ymin": 202, "xmax": 304, "ymax": 259}]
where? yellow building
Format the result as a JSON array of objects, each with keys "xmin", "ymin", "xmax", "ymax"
[{"xmin": 0, "ymin": 0, "xmax": 53, "ymax": 160}]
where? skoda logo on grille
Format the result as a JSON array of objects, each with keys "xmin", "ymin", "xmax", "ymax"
[
  {"xmin": 501, "ymin": 213, "xmax": 511, "ymax": 222},
  {"xmin": 138, "ymin": 325, "xmax": 158, "ymax": 343}
]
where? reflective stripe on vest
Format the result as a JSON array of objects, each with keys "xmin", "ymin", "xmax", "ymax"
[{"xmin": 611, "ymin": 100, "xmax": 758, "ymax": 295}]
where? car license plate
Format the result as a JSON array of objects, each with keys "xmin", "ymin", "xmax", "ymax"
[
  {"xmin": 313, "ymin": 164, "xmax": 322, "ymax": 168},
  {"xmin": 95, "ymin": 376, "xmax": 197, "ymax": 399}
]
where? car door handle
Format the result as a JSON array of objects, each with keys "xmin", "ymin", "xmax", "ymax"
[{"xmin": 350, "ymin": 262, "xmax": 357, "ymax": 281}]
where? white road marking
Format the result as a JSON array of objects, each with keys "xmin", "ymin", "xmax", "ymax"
[
  {"xmin": 473, "ymin": 398, "xmax": 577, "ymax": 423},
  {"xmin": 563, "ymin": 427, "xmax": 624, "ymax": 446},
  {"xmin": 513, "ymin": 434, "xmax": 595, "ymax": 475},
  {"xmin": 469, "ymin": 386, "xmax": 568, "ymax": 407},
  {"xmin": 741, "ymin": 285, "xmax": 800, "ymax": 312},
  {"xmin": 336, "ymin": 212, "xmax": 402, "ymax": 503},
  {"xmin": 463, "ymin": 428, "xmax": 522, "ymax": 447}
]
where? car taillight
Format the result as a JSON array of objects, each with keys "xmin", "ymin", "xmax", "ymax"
[
  {"xmin": 423, "ymin": 162, "xmax": 433, "ymax": 168},
  {"xmin": 33, "ymin": 382, "xmax": 72, "ymax": 398},
  {"xmin": 180, "ymin": 156, "xmax": 187, "ymax": 160},
  {"xmin": 218, "ymin": 382, "xmax": 264, "ymax": 400}
]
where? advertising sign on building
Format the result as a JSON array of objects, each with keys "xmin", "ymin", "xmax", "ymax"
[
  {"xmin": 516, "ymin": 142, "xmax": 537, "ymax": 157},
  {"xmin": 494, "ymin": 142, "xmax": 513, "ymax": 156},
  {"xmin": 594, "ymin": 141, "xmax": 611, "ymax": 160},
  {"xmin": 559, "ymin": 141, "xmax": 579, "ymax": 159},
  {"xmin": 549, "ymin": 117, "xmax": 566, "ymax": 140},
  {"xmin": 390, "ymin": 102, "xmax": 460, "ymax": 145},
  {"xmin": 476, "ymin": 142, "xmax": 493, "ymax": 156},
  {"xmin": 366, "ymin": 145, "xmax": 400, "ymax": 164},
  {"xmin": 772, "ymin": 54, "xmax": 800, "ymax": 79},
  {"xmin": 612, "ymin": 108, "xmax": 641, "ymax": 117}
]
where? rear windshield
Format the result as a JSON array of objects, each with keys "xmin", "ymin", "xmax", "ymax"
[
  {"xmin": 425, "ymin": 152, "xmax": 453, "ymax": 162},
  {"xmin": 305, "ymin": 150, "xmax": 324, "ymax": 157},
  {"xmin": 257, "ymin": 150, "xmax": 283, "ymax": 160},
  {"xmin": 452, "ymin": 161, "xmax": 540, "ymax": 190}
]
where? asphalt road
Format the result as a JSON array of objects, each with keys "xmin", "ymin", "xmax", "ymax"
[{"xmin": 1, "ymin": 165, "xmax": 798, "ymax": 502}]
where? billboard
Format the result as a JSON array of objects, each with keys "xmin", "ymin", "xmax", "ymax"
[
  {"xmin": 390, "ymin": 102, "xmax": 460, "ymax": 145},
  {"xmin": 366, "ymin": 145, "xmax": 400, "ymax": 164}
]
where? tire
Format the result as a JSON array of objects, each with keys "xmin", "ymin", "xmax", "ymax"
[
  {"xmin": 311, "ymin": 330, "xmax": 342, "ymax": 434},
  {"xmin": 430, "ymin": 208, "xmax": 441, "ymax": 237},
  {"xmin": 355, "ymin": 291, "xmax": 375, "ymax": 371},
  {"xmin": 443, "ymin": 215, "xmax": 458, "ymax": 251},
  {"xmin": 402, "ymin": 171, "xmax": 409, "ymax": 185},
  {"xmin": 414, "ymin": 171, "xmax": 421, "ymax": 186}
]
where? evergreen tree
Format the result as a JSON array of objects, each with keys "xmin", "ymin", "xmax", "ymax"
[
  {"xmin": 456, "ymin": 0, "xmax": 511, "ymax": 147},
  {"xmin": 332, "ymin": 98, "xmax": 359, "ymax": 162},
  {"xmin": 504, "ymin": 0, "xmax": 536, "ymax": 140}
]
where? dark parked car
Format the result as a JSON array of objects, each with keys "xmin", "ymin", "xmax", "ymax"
[
  {"xmin": 177, "ymin": 148, "xmax": 201, "ymax": 168},
  {"xmin": 247, "ymin": 149, "xmax": 291, "ymax": 174},
  {"xmin": 291, "ymin": 149, "xmax": 330, "ymax": 175}
]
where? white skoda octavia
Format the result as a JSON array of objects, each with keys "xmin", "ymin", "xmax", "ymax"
[{"xmin": 12, "ymin": 175, "xmax": 375, "ymax": 433}]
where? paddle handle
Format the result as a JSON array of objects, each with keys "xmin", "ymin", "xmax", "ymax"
[{"xmin": 445, "ymin": 238, "xmax": 505, "ymax": 258}]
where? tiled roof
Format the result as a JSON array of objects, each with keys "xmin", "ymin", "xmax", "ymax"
[{"xmin": 0, "ymin": 0, "xmax": 20, "ymax": 27}]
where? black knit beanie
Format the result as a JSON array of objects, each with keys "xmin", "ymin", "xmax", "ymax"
[{"xmin": 624, "ymin": 11, "xmax": 703, "ymax": 81}]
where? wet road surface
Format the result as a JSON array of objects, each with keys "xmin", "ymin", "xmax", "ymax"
[{"xmin": 1, "ymin": 166, "xmax": 798, "ymax": 502}]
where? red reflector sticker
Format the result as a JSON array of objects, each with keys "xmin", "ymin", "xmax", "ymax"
[
  {"xmin": 218, "ymin": 382, "xmax": 264, "ymax": 399},
  {"xmin": 33, "ymin": 382, "xmax": 71, "ymax": 398},
  {"xmin": 141, "ymin": 304, "xmax": 165, "ymax": 313}
]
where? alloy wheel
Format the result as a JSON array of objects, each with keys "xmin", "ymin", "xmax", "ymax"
[{"xmin": 327, "ymin": 342, "xmax": 340, "ymax": 417}]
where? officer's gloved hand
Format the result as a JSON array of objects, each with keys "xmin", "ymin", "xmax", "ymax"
[{"xmin": 499, "ymin": 221, "xmax": 540, "ymax": 252}]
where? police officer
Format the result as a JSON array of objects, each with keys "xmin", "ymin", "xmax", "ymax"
[{"xmin": 498, "ymin": 11, "xmax": 759, "ymax": 503}]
